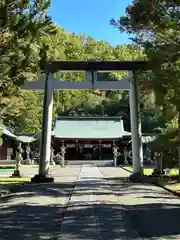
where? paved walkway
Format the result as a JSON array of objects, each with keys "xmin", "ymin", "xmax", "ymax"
[
  {"xmin": 59, "ymin": 165, "xmax": 140, "ymax": 240},
  {"xmin": 1, "ymin": 164, "xmax": 180, "ymax": 239}
]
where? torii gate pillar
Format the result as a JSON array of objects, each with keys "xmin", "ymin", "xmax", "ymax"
[
  {"xmin": 32, "ymin": 73, "xmax": 54, "ymax": 183},
  {"xmin": 129, "ymin": 71, "xmax": 143, "ymax": 180}
]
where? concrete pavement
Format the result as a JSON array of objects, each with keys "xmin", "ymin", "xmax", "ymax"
[{"xmin": 0, "ymin": 164, "xmax": 180, "ymax": 239}]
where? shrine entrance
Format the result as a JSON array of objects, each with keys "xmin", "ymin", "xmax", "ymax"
[
  {"xmin": 22, "ymin": 60, "xmax": 150, "ymax": 183},
  {"xmin": 53, "ymin": 138, "xmax": 114, "ymax": 161},
  {"xmin": 52, "ymin": 116, "xmax": 130, "ymax": 161}
]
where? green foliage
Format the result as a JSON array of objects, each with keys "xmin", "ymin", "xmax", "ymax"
[
  {"xmin": 0, "ymin": 0, "xmax": 56, "ymax": 128},
  {"xmin": 0, "ymin": 0, "xmax": 55, "ymax": 87},
  {"xmin": 111, "ymin": 0, "xmax": 180, "ymax": 114},
  {"xmin": 111, "ymin": 0, "xmax": 180, "ymax": 168},
  {"xmin": 5, "ymin": 25, "xmax": 164, "ymax": 134},
  {"xmin": 0, "ymin": 2, "xmax": 167, "ymax": 136}
]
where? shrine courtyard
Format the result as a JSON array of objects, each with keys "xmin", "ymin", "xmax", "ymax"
[{"xmin": 0, "ymin": 162, "xmax": 180, "ymax": 239}]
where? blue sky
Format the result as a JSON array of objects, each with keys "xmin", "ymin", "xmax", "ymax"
[{"xmin": 49, "ymin": 0, "xmax": 133, "ymax": 46}]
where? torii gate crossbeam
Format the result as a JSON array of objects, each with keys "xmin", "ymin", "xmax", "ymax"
[{"xmin": 21, "ymin": 60, "xmax": 150, "ymax": 183}]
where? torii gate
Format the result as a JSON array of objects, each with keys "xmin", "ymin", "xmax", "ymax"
[{"xmin": 21, "ymin": 60, "xmax": 149, "ymax": 183}]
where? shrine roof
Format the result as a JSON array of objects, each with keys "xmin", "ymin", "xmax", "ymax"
[
  {"xmin": 2, "ymin": 126, "xmax": 35, "ymax": 143},
  {"xmin": 52, "ymin": 116, "xmax": 131, "ymax": 139},
  {"xmin": 16, "ymin": 135, "xmax": 35, "ymax": 143},
  {"xmin": 3, "ymin": 127, "xmax": 18, "ymax": 139},
  {"xmin": 129, "ymin": 135, "xmax": 156, "ymax": 144}
]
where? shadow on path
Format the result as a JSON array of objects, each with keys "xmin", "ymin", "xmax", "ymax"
[
  {"xmin": 0, "ymin": 200, "xmax": 180, "ymax": 239},
  {"xmin": 1, "ymin": 176, "xmax": 177, "ymax": 203},
  {"xmin": 1, "ymin": 165, "xmax": 180, "ymax": 239},
  {"xmin": 129, "ymin": 202, "xmax": 180, "ymax": 239}
]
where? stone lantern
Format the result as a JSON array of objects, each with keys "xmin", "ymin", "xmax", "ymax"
[
  {"xmin": 60, "ymin": 143, "xmax": 66, "ymax": 167},
  {"xmin": 26, "ymin": 144, "xmax": 31, "ymax": 165},
  {"xmin": 12, "ymin": 142, "xmax": 23, "ymax": 177},
  {"xmin": 50, "ymin": 147, "xmax": 56, "ymax": 165},
  {"xmin": 113, "ymin": 145, "xmax": 120, "ymax": 167}
]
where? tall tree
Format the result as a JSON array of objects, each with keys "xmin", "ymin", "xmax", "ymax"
[
  {"xmin": 111, "ymin": 0, "xmax": 180, "ymax": 173},
  {"xmin": 1, "ymin": 15, "xmax": 162, "ymax": 136},
  {"xmin": 0, "ymin": 0, "xmax": 56, "ymax": 125}
]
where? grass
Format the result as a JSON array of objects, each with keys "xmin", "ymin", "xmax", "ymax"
[
  {"xmin": 0, "ymin": 177, "xmax": 30, "ymax": 185},
  {"xmin": 0, "ymin": 164, "xmax": 56, "ymax": 195},
  {"xmin": 0, "ymin": 165, "xmax": 32, "ymax": 191},
  {"xmin": 164, "ymin": 183, "xmax": 180, "ymax": 191},
  {"xmin": 0, "ymin": 169, "xmax": 14, "ymax": 172},
  {"xmin": 123, "ymin": 166, "xmax": 180, "ymax": 194},
  {"xmin": 0, "ymin": 164, "xmax": 56, "ymax": 187},
  {"xmin": 0, "ymin": 165, "xmax": 15, "ymax": 170},
  {"xmin": 123, "ymin": 166, "xmax": 179, "ymax": 176},
  {"xmin": 0, "ymin": 177, "xmax": 30, "ymax": 197},
  {"xmin": 0, "ymin": 164, "xmax": 34, "ymax": 167},
  {"xmin": 0, "ymin": 165, "xmax": 30, "ymax": 187},
  {"xmin": 0, "ymin": 164, "xmax": 56, "ymax": 168},
  {"xmin": 0, "ymin": 165, "xmax": 15, "ymax": 167}
]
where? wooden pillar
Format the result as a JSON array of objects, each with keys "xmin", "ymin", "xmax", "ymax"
[
  {"xmin": 112, "ymin": 140, "xmax": 115, "ymax": 159},
  {"xmin": 99, "ymin": 140, "xmax": 102, "ymax": 160},
  {"xmin": 76, "ymin": 140, "xmax": 78, "ymax": 160},
  {"xmin": 60, "ymin": 140, "xmax": 62, "ymax": 151},
  {"xmin": 79, "ymin": 143, "xmax": 83, "ymax": 160}
]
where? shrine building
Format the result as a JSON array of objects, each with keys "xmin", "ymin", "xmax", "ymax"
[{"xmin": 52, "ymin": 116, "xmax": 132, "ymax": 160}]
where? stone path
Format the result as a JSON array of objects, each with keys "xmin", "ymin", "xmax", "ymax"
[
  {"xmin": 1, "ymin": 164, "xmax": 180, "ymax": 239},
  {"xmin": 59, "ymin": 165, "xmax": 140, "ymax": 240}
]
